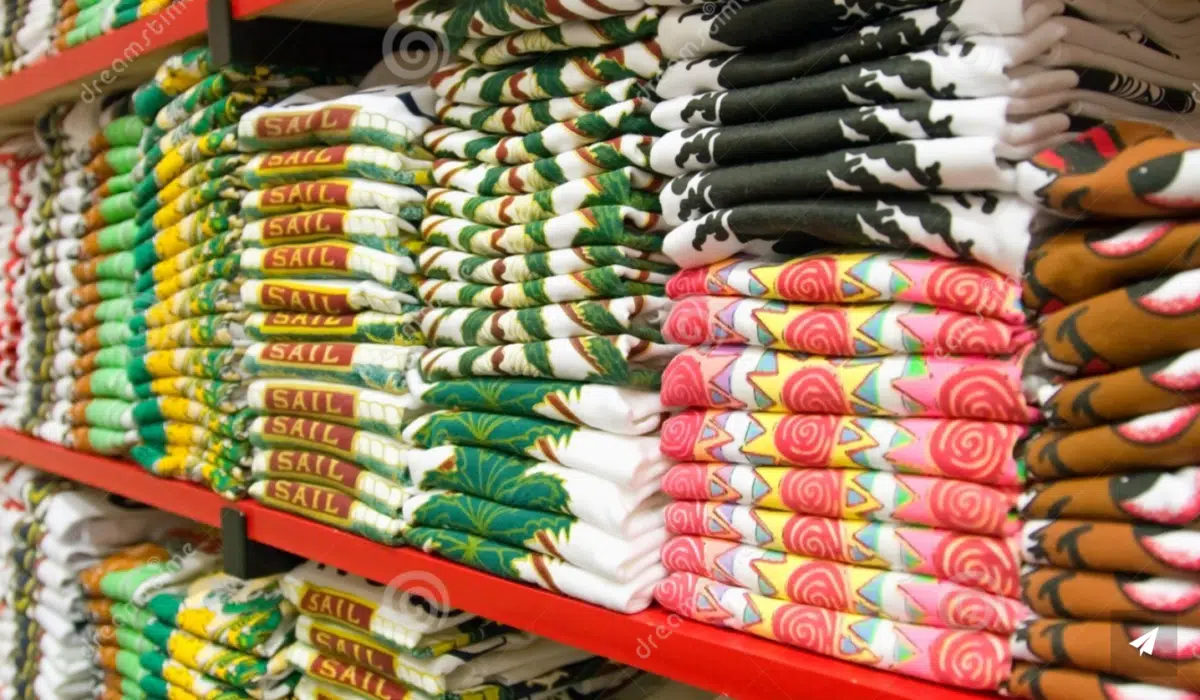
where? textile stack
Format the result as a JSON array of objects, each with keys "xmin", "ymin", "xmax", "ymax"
[
  {"xmin": 1001, "ymin": 123, "xmax": 1200, "ymax": 699},
  {"xmin": 124, "ymin": 48, "xmax": 333, "ymax": 498},
  {"xmin": 280, "ymin": 561, "xmax": 640, "ymax": 699},
  {"xmin": 58, "ymin": 96, "xmax": 147, "ymax": 456},
  {"xmin": 643, "ymin": 0, "xmax": 1073, "ymax": 692},
  {"xmin": 10, "ymin": 100, "xmax": 110, "ymax": 449},
  {"xmin": 52, "ymin": 0, "xmax": 176, "ymax": 53},
  {"xmin": 0, "ymin": 0, "xmax": 56, "ymax": 74},
  {"xmin": 90, "ymin": 550, "xmax": 302, "ymax": 700},
  {"xmin": 393, "ymin": 0, "xmax": 673, "ymax": 614},
  {"xmin": 232, "ymin": 82, "xmax": 432, "ymax": 541},
  {"xmin": 0, "ymin": 136, "xmax": 39, "ymax": 411},
  {"xmin": 0, "ymin": 463, "xmax": 190, "ymax": 699}
]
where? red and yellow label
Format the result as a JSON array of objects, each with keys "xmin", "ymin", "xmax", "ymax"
[
  {"xmin": 259, "ymin": 181, "xmax": 351, "ymax": 211},
  {"xmin": 266, "ymin": 450, "xmax": 361, "ymax": 490},
  {"xmin": 259, "ymin": 343, "xmax": 356, "ymax": 369},
  {"xmin": 258, "ymin": 313, "xmax": 359, "ymax": 336},
  {"xmin": 262, "ymin": 242, "xmax": 352, "ymax": 273},
  {"xmin": 254, "ymin": 106, "xmax": 359, "ymax": 139},
  {"xmin": 260, "ymin": 481, "xmax": 352, "ymax": 528},
  {"xmin": 257, "ymin": 145, "xmax": 351, "ymax": 175},
  {"xmin": 262, "ymin": 210, "xmax": 348, "ymax": 243},
  {"xmin": 308, "ymin": 652, "xmax": 411, "ymax": 700},
  {"xmin": 265, "ymin": 385, "xmax": 358, "ymax": 420},
  {"xmin": 260, "ymin": 415, "xmax": 356, "ymax": 456},
  {"xmin": 258, "ymin": 282, "xmax": 353, "ymax": 314},
  {"xmin": 307, "ymin": 620, "xmax": 399, "ymax": 676},
  {"xmin": 297, "ymin": 585, "xmax": 376, "ymax": 631}
]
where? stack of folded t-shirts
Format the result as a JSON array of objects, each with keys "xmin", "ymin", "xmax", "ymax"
[
  {"xmin": 652, "ymin": 249, "xmax": 1038, "ymax": 692},
  {"xmin": 82, "ymin": 529, "xmax": 306, "ymax": 700},
  {"xmin": 995, "ymin": 122, "xmax": 1200, "ymax": 700},
  {"xmin": 58, "ymin": 95, "xmax": 147, "ymax": 456},
  {"xmin": 0, "ymin": 135, "xmax": 39, "ymax": 411},
  {"xmin": 0, "ymin": 465, "xmax": 191, "ymax": 699},
  {"xmin": 231, "ymin": 81, "xmax": 434, "ymax": 540},
  {"xmin": 124, "ymin": 48, "xmax": 338, "ymax": 498},
  {"xmin": 9, "ymin": 0, "xmax": 57, "ymax": 70},
  {"xmin": 11, "ymin": 99, "xmax": 107, "ymax": 446},
  {"xmin": 394, "ymin": 0, "xmax": 673, "ymax": 614},
  {"xmin": 0, "ymin": 461, "xmax": 32, "ymax": 695},
  {"xmin": 650, "ymin": 0, "xmax": 1200, "ymax": 274},
  {"xmin": 53, "ymin": 0, "xmax": 173, "ymax": 52},
  {"xmin": 281, "ymin": 561, "xmax": 640, "ymax": 699}
]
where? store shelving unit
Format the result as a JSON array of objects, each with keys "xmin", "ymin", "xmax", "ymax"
[
  {"xmin": 0, "ymin": 429, "xmax": 993, "ymax": 700},
  {"xmin": 0, "ymin": 3, "xmax": 1000, "ymax": 697}
]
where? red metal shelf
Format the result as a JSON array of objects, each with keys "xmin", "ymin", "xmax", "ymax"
[{"xmin": 0, "ymin": 428, "xmax": 996, "ymax": 700}]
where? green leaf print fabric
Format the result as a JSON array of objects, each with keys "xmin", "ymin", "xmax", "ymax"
[
  {"xmin": 138, "ymin": 259, "xmax": 242, "ymax": 307},
  {"xmin": 451, "ymin": 10, "xmax": 660, "ymax": 67},
  {"xmin": 241, "ymin": 342, "xmax": 422, "ymax": 394},
  {"xmin": 406, "ymin": 444, "xmax": 666, "ymax": 535},
  {"xmin": 406, "ymin": 372, "xmax": 664, "ymax": 433},
  {"xmin": 132, "ymin": 47, "xmax": 213, "ymax": 121},
  {"xmin": 135, "ymin": 154, "xmax": 249, "ymax": 212},
  {"xmin": 433, "ymin": 78, "xmax": 646, "ymax": 135},
  {"xmin": 420, "ymin": 206, "xmax": 665, "ymax": 256},
  {"xmin": 145, "ymin": 572, "xmax": 296, "ymax": 657},
  {"xmin": 137, "ymin": 650, "xmax": 251, "ymax": 700},
  {"xmin": 139, "ymin": 619, "xmax": 293, "ymax": 689},
  {"xmin": 251, "ymin": 449, "xmax": 407, "ymax": 515},
  {"xmin": 130, "ymin": 398, "xmax": 256, "ymax": 439},
  {"xmin": 395, "ymin": 0, "xmax": 648, "ymax": 41},
  {"xmin": 241, "ymin": 145, "xmax": 432, "ymax": 189},
  {"xmin": 248, "ymin": 415, "xmax": 408, "ymax": 483},
  {"xmin": 246, "ymin": 378, "xmax": 420, "ymax": 435},
  {"xmin": 135, "ymin": 280, "xmax": 242, "ymax": 328},
  {"xmin": 403, "ymin": 490, "xmax": 664, "ymax": 582},
  {"xmin": 242, "ymin": 310, "xmax": 424, "ymax": 345},
  {"xmin": 135, "ymin": 378, "xmax": 248, "ymax": 414},
  {"xmin": 135, "ymin": 200, "xmax": 239, "ymax": 253},
  {"xmin": 432, "ymin": 136, "xmax": 655, "ymax": 195},
  {"xmin": 248, "ymin": 479, "xmax": 405, "ymax": 545},
  {"xmin": 418, "ymin": 334, "xmax": 677, "ymax": 387},
  {"xmin": 418, "ymin": 245, "xmax": 673, "ymax": 283},
  {"xmin": 402, "ymin": 410, "xmax": 667, "ymax": 488},
  {"xmin": 425, "ymin": 169, "xmax": 661, "ymax": 225},
  {"xmin": 419, "ymin": 297, "xmax": 667, "ymax": 345},
  {"xmin": 404, "ymin": 527, "xmax": 662, "ymax": 613},
  {"xmin": 137, "ymin": 230, "xmax": 241, "ymax": 286},
  {"xmin": 137, "ymin": 422, "xmax": 252, "ymax": 464},
  {"xmin": 239, "ymin": 242, "xmax": 419, "ymax": 293},
  {"xmin": 429, "ymin": 40, "xmax": 664, "ymax": 106},
  {"xmin": 143, "ymin": 176, "xmax": 248, "ymax": 233},
  {"xmin": 418, "ymin": 264, "xmax": 665, "ymax": 308},
  {"xmin": 131, "ymin": 313, "xmax": 246, "ymax": 352},
  {"xmin": 239, "ymin": 179, "xmax": 426, "ymax": 221},
  {"xmin": 136, "ymin": 126, "xmax": 241, "ymax": 187},
  {"xmin": 239, "ymin": 279, "xmax": 420, "ymax": 314},
  {"xmin": 130, "ymin": 445, "xmax": 247, "ymax": 498},
  {"xmin": 241, "ymin": 208, "xmax": 421, "ymax": 252},
  {"xmin": 425, "ymin": 103, "xmax": 660, "ymax": 165},
  {"xmin": 128, "ymin": 348, "xmax": 247, "ymax": 383}
]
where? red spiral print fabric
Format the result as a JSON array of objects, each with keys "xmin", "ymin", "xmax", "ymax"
[
  {"xmin": 659, "ymin": 536, "xmax": 1030, "ymax": 635},
  {"xmin": 778, "ymin": 469, "xmax": 843, "ymax": 519},
  {"xmin": 662, "ymin": 296, "xmax": 1033, "ymax": 356},
  {"xmin": 658, "ymin": 346, "xmax": 1036, "ymax": 422},
  {"xmin": 655, "ymin": 572, "xmax": 1013, "ymax": 690},
  {"xmin": 664, "ymin": 502, "xmax": 1021, "ymax": 597},
  {"xmin": 660, "ymin": 409, "xmax": 1027, "ymax": 486},
  {"xmin": 771, "ymin": 414, "xmax": 839, "ymax": 467},
  {"xmin": 663, "ymin": 252, "xmax": 1025, "ymax": 324}
]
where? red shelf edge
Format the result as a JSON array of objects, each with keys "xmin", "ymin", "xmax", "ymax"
[
  {"xmin": 0, "ymin": 0, "xmax": 210, "ymax": 111},
  {"xmin": 0, "ymin": 429, "xmax": 996, "ymax": 700}
]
